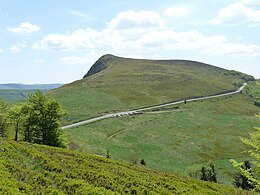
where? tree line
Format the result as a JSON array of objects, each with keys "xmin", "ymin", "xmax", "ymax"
[{"xmin": 0, "ymin": 91, "xmax": 65, "ymax": 147}]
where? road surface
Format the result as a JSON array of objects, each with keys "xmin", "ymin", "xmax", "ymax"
[{"xmin": 61, "ymin": 83, "xmax": 247, "ymax": 129}]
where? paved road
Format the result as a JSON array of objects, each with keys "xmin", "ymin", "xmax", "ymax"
[{"xmin": 61, "ymin": 83, "xmax": 247, "ymax": 129}]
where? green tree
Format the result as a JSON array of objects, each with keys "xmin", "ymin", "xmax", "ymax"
[
  {"xmin": 230, "ymin": 114, "xmax": 260, "ymax": 191},
  {"xmin": 209, "ymin": 162, "xmax": 217, "ymax": 183},
  {"xmin": 0, "ymin": 98, "xmax": 8, "ymax": 138},
  {"xmin": 140, "ymin": 159, "xmax": 146, "ymax": 166},
  {"xmin": 23, "ymin": 91, "xmax": 66, "ymax": 147},
  {"xmin": 233, "ymin": 160, "xmax": 254, "ymax": 190},
  {"xmin": 200, "ymin": 166, "xmax": 207, "ymax": 181},
  {"xmin": 8, "ymin": 104, "xmax": 25, "ymax": 141},
  {"xmin": 199, "ymin": 163, "xmax": 217, "ymax": 183}
]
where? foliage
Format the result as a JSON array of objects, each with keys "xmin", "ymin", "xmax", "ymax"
[
  {"xmin": 231, "ymin": 114, "xmax": 260, "ymax": 192},
  {"xmin": 229, "ymin": 70, "xmax": 255, "ymax": 82},
  {"xmin": 21, "ymin": 91, "xmax": 66, "ymax": 147},
  {"xmin": 233, "ymin": 161, "xmax": 254, "ymax": 190},
  {"xmin": 189, "ymin": 162, "xmax": 217, "ymax": 183},
  {"xmin": 245, "ymin": 81, "xmax": 260, "ymax": 107},
  {"xmin": 140, "ymin": 159, "xmax": 146, "ymax": 166},
  {"xmin": 200, "ymin": 163, "xmax": 217, "ymax": 183},
  {"xmin": 8, "ymin": 104, "xmax": 25, "ymax": 141},
  {"xmin": 0, "ymin": 98, "xmax": 8, "ymax": 138},
  {"xmin": 0, "ymin": 140, "xmax": 245, "ymax": 194}
]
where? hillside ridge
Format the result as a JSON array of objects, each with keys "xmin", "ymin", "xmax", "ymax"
[
  {"xmin": 50, "ymin": 54, "xmax": 254, "ymax": 124},
  {"xmin": 83, "ymin": 54, "xmax": 233, "ymax": 78}
]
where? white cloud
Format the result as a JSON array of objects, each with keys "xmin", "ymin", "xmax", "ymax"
[
  {"xmin": 9, "ymin": 45, "xmax": 22, "ymax": 53},
  {"xmin": 212, "ymin": 2, "xmax": 260, "ymax": 26},
  {"xmin": 33, "ymin": 9, "xmax": 260, "ymax": 58},
  {"xmin": 163, "ymin": 6, "xmax": 190, "ymax": 18},
  {"xmin": 7, "ymin": 22, "xmax": 40, "ymax": 33},
  {"xmin": 9, "ymin": 42, "xmax": 26, "ymax": 53},
  {"xmin": 107, "ymin": 10, "xmax": 163, "ymax": 29},
  {"xmin": 0, "ymin": 49, "xmax": 3, "ymax": 53},
  {"xmin": 33, "ymin": 28, "xmax": 99, "ymax": 51}
]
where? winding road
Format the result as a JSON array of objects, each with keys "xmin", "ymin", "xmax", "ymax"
[{"xmin": 61, "ymin": 83, "xmax": 247, "ymax": 129}]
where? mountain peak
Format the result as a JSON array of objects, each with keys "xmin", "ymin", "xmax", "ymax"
[{"xmin": 83, "ymin": 54, "xmax": 117, "ymax": 78}]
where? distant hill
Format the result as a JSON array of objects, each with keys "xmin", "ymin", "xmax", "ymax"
[
  {"xmin": 0, "ymin": 83, "xmax": 63, "ymax": 102},
  {"xmin": 0, "ymin": 140, "xmax": 244, "ymax": 194},
  {"xmin": 0, "ymin": 89, "xmax": 34, "ymax": 102},
  {"xmin": 0, "ymin": 83, "xmax": 62, "ymax": 90},
  {"xmin": 49, "ymin": 54, "xmax": 254, "ymax": 124}
]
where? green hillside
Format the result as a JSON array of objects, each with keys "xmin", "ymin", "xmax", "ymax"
[
  {"xmin": 49, "ymin": 54, "xmax": 253, "ymax": 124},
  {"xmin": 0, "ymin": 139, "xmax": 245, "ymax": 194},
  {"xmin": 66, "ymin": 93, "xmax": 260, "ymax": 185},
  {"xmin": 47, "ymin": 55, "xmax": 259, "ymax": 187}
]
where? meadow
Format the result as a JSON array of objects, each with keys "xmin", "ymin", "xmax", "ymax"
[{"xmin": 65, "ymin": 93, "xmax": 259, "ymax": 185}]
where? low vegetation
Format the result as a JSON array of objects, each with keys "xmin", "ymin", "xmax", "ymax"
[
  {"xmin": 0, "ymin": 139, "xmax": 245, "ymax": 194},
  {"xmin": 66, "ymin": 94, "xmax": 260, "ymax": 185},
  {"xmin": 231, "ymin": 114, "xmax": 260, "ymax": 192},
  {"xmin": 245, "ymin": 80, "xmax": 260, "ymax": 107}
]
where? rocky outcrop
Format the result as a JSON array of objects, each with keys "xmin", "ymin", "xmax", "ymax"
[{"xmin": 83, "ymin": 54, "xmax": 116, "ymax": 78}]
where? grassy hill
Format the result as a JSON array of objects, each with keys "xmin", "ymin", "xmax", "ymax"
[
  {"xmin": 47, "ymin": 54, "xmax": 259, "ymax": 186},
  {"xmin": 65, "ymin": 93, "xmax": 260, "ymax": 185},
  {"xmin": 0, "ymin": 139, "xmax": 245, "ymax": 194},
  {"xmin": 49, "ymin": 54, "xmax": 252, "ymax": 124}
]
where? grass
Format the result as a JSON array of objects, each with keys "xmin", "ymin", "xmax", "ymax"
[
  {"xmin": 49, "ymin": 55, "xmax": 246, "ymax": 124},
  {"xmin": 49, "ymin": 80, "xmax": 127, "ymax": 125},
  {"xmin": 65, "ymin": 94, "xmax": 260, "ymax": 185},
  {"xmin": 47, "ymin": 55, "xmax": 258, "ymax": 187},
  {"xmin": 0, "ymin": 139, "xmax": 245, "ymax": 194},
  {"xmin": 0, "ymin": 89, "xmax": 35, "ymax": 102}
]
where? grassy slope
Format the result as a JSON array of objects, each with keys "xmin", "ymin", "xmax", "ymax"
[
  {"xmin": 0, "ymin": 89, "xmax": 35, "ymax": 102},
  {"xmin": 49, "ymin": 55, "xmax": 243, "ymax": 124},
  {"xmin": 0, "ymin": 140, "xmax": 243, "ymax": 194},
  {"xmin": 66, "ymin": 94, "xmax": 260, "ymax": 185}
]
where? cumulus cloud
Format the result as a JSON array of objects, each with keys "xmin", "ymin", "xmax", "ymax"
[
  {"xmin": 33, "ymin": 28, "xmax": 99, "ymax": 51},
  {"xmin": 9, "ymin": 45, "xmax": 22, "ymax": 53},
  {"xmin": 107, "ymin": 10, "xmax": 163, "ymax": 29},
  {"xmin": 33, "ymin": 9, "xmax": 260, "ymax": 58},
  {"xmin": 163, "ymin": 5, "xmax": 190, "ymax": 18},
  {"xmin": 7, "ymin": 22, "xmax": 40, "ymax": 33},
  {"xmin": 212, "ymin": 2, "xmax": 260, "ymax": 26},
  {"xmin": 9, "ymin": 42, "xmax": 26, "ymax": 53}
]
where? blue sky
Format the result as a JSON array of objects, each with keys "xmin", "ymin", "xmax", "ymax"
[{"xmin": 0, "ymin": 0, "xmax": 260, "ymax": 84}]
